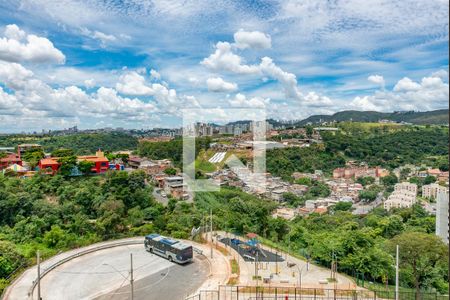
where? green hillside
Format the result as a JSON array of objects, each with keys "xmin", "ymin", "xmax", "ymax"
[{"xmin": 297, "ymin": 109, "xmax": 449, "ymax": 125}]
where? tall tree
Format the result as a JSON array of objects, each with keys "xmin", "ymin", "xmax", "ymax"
[{"xmin": 387, "ymin": 232, "xmax": 448, "ymax": 298}]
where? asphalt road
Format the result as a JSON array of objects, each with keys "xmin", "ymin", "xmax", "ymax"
[
  {"xmin": 32, "ymin": 244, "xmax": 209, "ymax": 300},
  {"xmin": 95, "ymin": 256, "xmax": 209, "ymax": 300},
  {"xmin": 152, "ymin": 187, "xmax": 169, "ymax": 206}
]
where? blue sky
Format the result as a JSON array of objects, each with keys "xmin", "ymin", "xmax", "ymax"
[{"xmin": 0, "ymin": 0, "xmax": 448, "ymax": 132}]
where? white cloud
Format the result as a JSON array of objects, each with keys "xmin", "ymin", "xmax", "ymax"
[
  {"xmin": 93, "ymin": 31, "xmax": 116, "ymax": 42},
  {"xmin": 350, "ymin": 73, "xmax": 449, "ymax": 112},
  {"xmin": 206, "ymin": 77, "xmax": 238, "ymax": 92},
  {"xmin": 431, "ymin": 69, "xmax": 448, "ymax": 80},
  {"xmin": 202, "ymin": 33, "xmax": 334, "ymax": 108},
  {"xmin": 116, "ymin": 71, "xmax": 155, "ymax": 96},
  {"xmin": 201, "ymin": 42, "xmax": 261, "ymax": 74},
  {"xmin": 368, "ymin": 75, "xmax": 385, "ymax": 89},
  {"xmin": 115, "ymin": 70, "xmax": 200, "ymax": 114},
  {"xmin": 0, "ymin": 87, "xmax": 22, "ymax": 114},
  {"xmin": 228, "ymin": 93, "xmax": 268, "ymax": 108},
  {"xmin": 393, "ymin": 77, "xmax": 421, "ymax": 92},
  {"xmin": 233, "ymin": 29, "xmax": 271, "ymax": 49},
  {"xmin": 0, "ymin": 24, "xmax": 65, "ymax": 64},
  {"xmin": 0, "ymin": 61, "xmax": 160, "ymax": 123},
  {"xmin": 84, "ymin": 79, "xmax": 96, "ymax": 88},
  {"xmin": 80, "ymin": 27, "xmax": 118, "ymax": 47},
  {"xmin": 259, "ymin": 56, "xmax": 301, "ymax": 99},
  {"xmin": 150, "ymin": 69, "xmax": 161, "ymax": 80},
  {"xmin": 4, "ymin": 24, "xmax": 26, "ymax": 40}
]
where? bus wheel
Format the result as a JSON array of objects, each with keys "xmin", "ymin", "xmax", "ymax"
[{"xmin": 168, "ymin": 256, "xmax": 173, "ymax": 262}]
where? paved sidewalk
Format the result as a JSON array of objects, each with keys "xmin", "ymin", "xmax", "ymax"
[
  {"xmin": 187, "ymin": 236, "xmax": 231, "ymax": 294},
  {"xmin": 214, "ymin": 231, "xmax": 356, "ymax": 290}
]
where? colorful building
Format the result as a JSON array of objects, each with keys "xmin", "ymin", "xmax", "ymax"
[
  {"xmin": 77, "ymin": 155, "xmax": 109, "ymax": 173},
  {"xmin": 0, "ymin": 153, "xmax": 22, "ymax": 170},
  {"xmin": 38, "ymin": 158, "xmax": 60, "ymax": 173},
  {"xmin": 38, "ymin": 149, "xmax": 110, "ymax": 174}
]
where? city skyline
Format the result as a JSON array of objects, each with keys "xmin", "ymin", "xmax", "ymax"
[{"xmin": 0, "ymin": 0, "xmax": 449, "ymax": 132}]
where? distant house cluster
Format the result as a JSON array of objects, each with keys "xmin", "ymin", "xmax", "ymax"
[
  {"xmin": 418, "ymin": 168, "xmax": 449, "ymax": 184},
  {"xmin": 0, "ymin": 144, "xmax": 43, "ymax": 177},
  {"xmin": 384, "ymin": 182, "xmax": 418, "ymax": 210},
  {"xmin": 333, "ymin": 166, "xmax": 389, "ymax": 179},
  {"xmin": 127, "ymin": 156, "xmax": 189, "ymax": 200}
]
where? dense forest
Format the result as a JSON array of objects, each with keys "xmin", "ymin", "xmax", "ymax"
[
  {"xmin": 0, "ymin": 132, "xmax": 138, "ymax": 155},
  {"xmin": 266, "ymin": 144, "xmax": 346, "ymax": 179},
  {"xmin": 0, "ymin": 173, "xmax": 448, "ymax": 295},
  {"xmin": 322, "ymin": 127, "xmax": 449, "ymax": 168},
  {"xmin": 264, "ymin": 126, "xmax": 448, "ymax": 179}
]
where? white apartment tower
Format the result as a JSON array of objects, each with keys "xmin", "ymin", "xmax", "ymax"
[{"xmin": 436, "ymin": 188, "xmax": 449, "ymax": 244}]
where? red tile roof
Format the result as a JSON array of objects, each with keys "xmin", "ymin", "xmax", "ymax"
[
  {"xmin": 40, "ymin": 158, "xmax": 59, "ymax": 165},
  {"xmin": 0, "ymin": 153, "xmax": 21, "ymax": 163},
  {"xmin": 77, "ymin": 156, "xmax": 109, "ymax": 163}
]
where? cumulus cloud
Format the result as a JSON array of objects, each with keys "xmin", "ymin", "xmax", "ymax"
[
  {"xmin": 368, "ymin": 75, "xmax": 385, "ymax": 89},
  {"xmin": 84, "ymin": 79, "xmax": 96, "ymax": 88},
  {"xmin": 259, "ymin": 56, "xmax": 301, "ymax": 99},
  {"xmin": 233, "ymin": 29, "xmax": 271, "ymax": 49},
  {"xmin": 0, "ymin": 61, "xmax": 161, "ymax": 124},
  {"xmin": 150, "ymin": 69, "xmax": 161, "ymax": 80},
  {"xmin": 0, "ymin": 24, "xmax": 65, "ymax": 64},
  {"xmin": 0, "ymin": 87, "xmax": 23, "ymax": 114},
  {"xmin": 228, "ymin": 93, "xmax": 268, "ymax": 108},
  {"xmin": 201, "ymin": 42, "xmax": 261, "ymax": 74},
  {"xmin": 202, "ymin": 33, "xmax": 333, "ymax": 107},
  {"xmin": 206, "ymin": 77, "xmax": 238, "ymax": 92},
  {"xmin": 115, "ymin": 70, "xmax": 200, "ymax": 114},
  {"xmin": 431, "ymin": 70, "xmax": 448, "ymax": 80},
  {"xmin": 393, "ymin": 77, "xmax": 421, "ymax": 92},
  {"xmin": 350, "ymin": 73, "xmax": 449, "ymax": 112},
  {"xmin": 116, "ymin": 71, "xmax": 155, "ymax": 96}
]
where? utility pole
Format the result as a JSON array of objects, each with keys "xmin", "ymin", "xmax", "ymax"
[
  {"xmin": 299, "ymin": 270, "xmax": 302, "ymax": 299},
  {"xmin": 130, "ymin": 253, "xmax": 134, "ymax": 300},
  {"xmin": 210, "ymin": 208, "xmax": 213, "ymax": 259},
  {"xmin": 37, "ymin": 250, "xmax": 41, "ymax": 300},
  {"xmin": 275, "ymin": 250, "xmax": 278, "ymax": 274},
  {"xmin": 287, "ymin": 234, "xmax": 291, "ymax": 264},
  {"xmin": 395, "ymin": 245, "xmax": 399, "ymax": 300}
]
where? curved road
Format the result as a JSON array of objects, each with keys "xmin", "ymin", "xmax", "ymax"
[{"xmin": 5, "ymin": 239, "xmax": 209, "ymax": 300}]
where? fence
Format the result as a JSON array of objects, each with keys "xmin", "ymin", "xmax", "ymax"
[{"xmin": 186, "ymin": 286, "xmax": 448, "ymax": 300}]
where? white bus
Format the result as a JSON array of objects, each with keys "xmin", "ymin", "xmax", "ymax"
[{"xmin": 144, "ymin": 234, "xmax": 193, "ymax": 264}]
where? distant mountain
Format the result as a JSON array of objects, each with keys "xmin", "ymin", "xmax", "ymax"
[{"xmin": 296, "ymin": 109, "xmax": 449, "ymax": 125}]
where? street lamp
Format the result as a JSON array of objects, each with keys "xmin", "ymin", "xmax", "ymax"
[{"xmin": 297, "ymin": 264, "xmax": 307, "ymax": 299}]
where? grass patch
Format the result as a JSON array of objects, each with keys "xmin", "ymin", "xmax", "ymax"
[
  {"xmin": 216, "ymin": 244, "xmax": 229, "ymax": 256},
  {"xmin": 230, "ymin": 259, "xmax": 240, "ymax": 275},
  {"xmin": 195, "ymin": 159, "xmax": 216, "ymax": 172}
]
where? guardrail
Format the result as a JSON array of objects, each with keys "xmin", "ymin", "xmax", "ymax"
[{"xmin": 23, "ymin": 239, "xmax": 144, "ymax": 300}]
